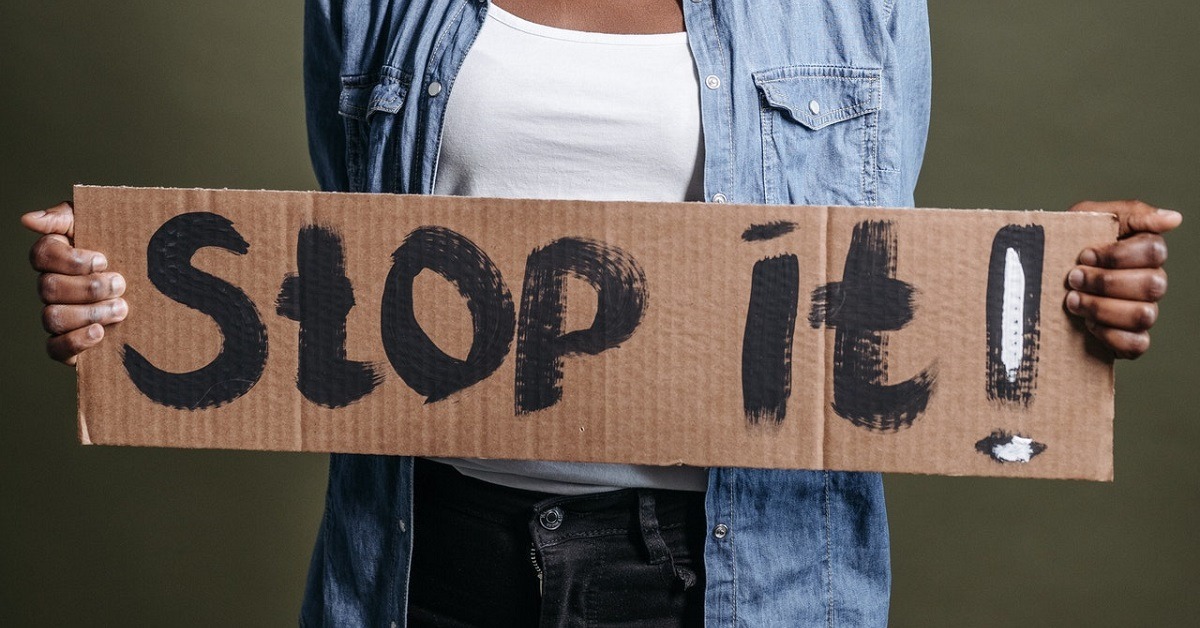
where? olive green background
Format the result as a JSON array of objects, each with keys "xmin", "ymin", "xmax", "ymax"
[{"xmin": 1, "ymin": 1, "xmax": 1196, "ymax": 626}]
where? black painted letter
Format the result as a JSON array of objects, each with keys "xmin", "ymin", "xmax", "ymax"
[
  {"xmin": 515, "ymin": 238, "xmax": 648, "ymax": 414},
  {"xmin": 809, "ymin": 220, "xmax": 936, "ymax": 431},
  {"xmin": 277, "ymin": 225, "xmax": 382, "ymax": 408},
  {"xmin": 741, "ymin": 255, "xmax": 800, "ymax": 424},
  {"xmin": 984, "ymin": 225, "xmax": 1044, "ymax": 405},
  {"xmin": 381, "ymin": 226, "xmax": 515, "ymax": 403},
  {"xmin": 123, "ymin": 212, "xmax": 268, "ymax": 409}
]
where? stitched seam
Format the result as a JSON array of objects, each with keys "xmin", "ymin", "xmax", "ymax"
[
  {"xmin": 424, "ymin": 0, "xmax": 480, "ymax": 192},
  {"xmin": 757, "ymin": 76, "xmax": 880, "ymax": 85},
  {"xmin": 760, "ymin": 103, "xmax": 775, "ymax": 204},
  {"xmin": 868, "ymin": 79, "xmax": 881, "ymax": 205},
  {"xmin": 728, "ymin": 471, "xmax": 738, "ymax": 626},
  {"xmin": 704, "ymin": 0, "xmax": 735, "ymax": 203},
  {"xmin": 428, "ymin": 1, "xmax": 467, "ymax": 63},
  {"xmin": 755, "ymin": 66, "xmax": 882, "ymax": 81},
  {"xmin": 415, "ymin": 0, "xmax": 469, "ymax": 191},
  {"xmin": 824, "ymin": 472, "xmax": 834, "ymax": 628},
  {"xmin": 539, "ymin": 527, "xmax": 636, "ymax": 547},
  {"xmin": 759, "ymin": 94, "xmax": 876, "ymax": 121},
  {"xmin": 883, "ymin": 0, "xmax": 899, "ymax": 26},
  {"xmin": 778, "ymin": 106, "xmax": 877, "ymax": 128},
  {"xmin": 860, "ymin": 112, "xmax": 867, "ymax": 205}
]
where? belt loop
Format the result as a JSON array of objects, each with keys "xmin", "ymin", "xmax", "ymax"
[{"xmin": 636, "ymin": 490, "xmax": 671, "ymax": 566}]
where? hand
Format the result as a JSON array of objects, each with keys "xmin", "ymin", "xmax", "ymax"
[
  {"xmin": 1065, "ymin": 200, "xmax": 1182, "ymax": 359},
  {"xmin": 22, "ymin": 202, "xmax": 128, "ymax": 365}
]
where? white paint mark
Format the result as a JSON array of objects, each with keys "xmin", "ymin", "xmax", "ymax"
[
  {"xmin": 992, "ymin": 435, "xmax": 1036, "ymax": 463},
  {"xmin": 1001, "ymin": 247, "xmax": 1025, "ymax": 382}
]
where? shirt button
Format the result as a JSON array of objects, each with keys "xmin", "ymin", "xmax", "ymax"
[
  {"xmin": 809, "ymin": 99, "xmax": 821, "ymax": 115},
  {"xmin": 713, "ymin": 523, "xmax": 729, "ymax": 539},
  {"xmin": 711, "ymin": 193, "xmax": 728, "ymax": 203},
  {"xmin": 539, "ymin": 507, "xmax": 564, "ymax": 531},
  {"xmin": 427, "ymin": 81, "xmax": 443, "ymax": 97},
  {"xmin": 705, "ymin": 75, "xmax": 721, "ymax": 90}
]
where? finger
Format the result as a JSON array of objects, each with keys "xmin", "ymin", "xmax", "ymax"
[
  {"xmin": 1084, "ymin": 321, "xmax": 1150, "ymax": 360},
  {"xmin": 29, "ymin": 234, "xmax": 108, "ymax": 274},
  {"xmin": 1067, "ymin": 266, "xmax": 1167, "ymax": 302},
  {"xmin": 1126, "ymin": 207, "xmax": 1183, "ymax": 236},
  {"xmin": 46, "ymin": 323, "xmax": 104, "ymax": 365},
  {"xmin": 39, "ymin": 272, "xmax": 126, "ymax": 305},
  {"xmin": 1077, "ymin": 233, "xmax": 1167, "ymax": 269},
  {"xmin": 42, "ymin": 298, "xmax": 129, "ymax": 335},
  {"xmin": 20, "ymin": 202, "xmax": 75, "ymax": 238},
  {"xmin": 1069, "ymin": 199, "xmax": 1182, "ymax": 237},
  {"xmin": 1065, "ymin": 291, "xmax": 1158, "ymax": 332}
]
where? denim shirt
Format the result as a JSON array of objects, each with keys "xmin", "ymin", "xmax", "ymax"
[{"xmin": 299, "ymin": 1, "xmax": 931, "ymax": 626}]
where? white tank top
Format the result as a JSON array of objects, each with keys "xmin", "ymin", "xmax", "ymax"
[{"xmin": 431, "ymin": 3, "xmax": 707, "ymax": 494}]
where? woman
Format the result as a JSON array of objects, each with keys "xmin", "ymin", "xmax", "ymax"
[{"xmin": 22, "ymin": 1, "xmax": 1180, "ymax": 625}]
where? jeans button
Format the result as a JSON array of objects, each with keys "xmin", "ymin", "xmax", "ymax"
[
  {"xmin": 712, "ymin": 523, "xmax": 729, "ymax": 539},
  {"xmin": 539, "ymin": 507, "xmax": 564, "ymax": 531}
]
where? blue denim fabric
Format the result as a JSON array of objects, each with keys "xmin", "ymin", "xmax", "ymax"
[{"xmin": 300, "ymin": 1, "xmax": 930, "ymax": 626}]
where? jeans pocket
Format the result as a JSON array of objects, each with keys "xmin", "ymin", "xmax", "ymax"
[{"xmin": 753, "ymin": 65, "xmax": 883, "ymax": 206}]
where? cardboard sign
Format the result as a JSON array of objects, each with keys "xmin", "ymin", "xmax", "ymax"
[{"xmin": 73, "ymin": 186, "xmax": 1119, "ymax": 480}]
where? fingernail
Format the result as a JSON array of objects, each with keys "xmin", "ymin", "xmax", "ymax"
[
  {"xmin": 112, "ymin": 299, "xmax": 128, "ymax": 319},
  {"xmin": 1066, "ymin": 291, "xmax": 1081, "ymax": 311},
  {"xmin": 1078, "ymin": 249, "xmax": 1098, "ymax": 266},
  {"xmin": 86, "ymin": 323, "xmax": 103, "ymax": 340},
  {"xmin": 1157, "ymin": 208, "xmax": 1182, "ymax": 220},
  {"xmin": 1068, "ymin": 268, "xmax": 1084, "ymax": 289},
  {"xmin": 111, "ymin": 274, "xmax": 125, "ymax": 294},
  {"xmin": 30, "ymin": 210, "xmax": 47, "ymax": 219},
  {"xmin": 92, "ymin": 254, "xmax": 108, "ymax": 273}
]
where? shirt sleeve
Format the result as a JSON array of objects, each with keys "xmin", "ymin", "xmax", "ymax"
[
  {"xmin": 304, "ymin": 0, "xmax": 349, "ymax": 192},
  {"xmin": 887, "ymin": 0, "xmax": 932, "ymax": 203}
]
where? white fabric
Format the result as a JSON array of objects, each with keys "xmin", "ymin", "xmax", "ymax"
[
  {"xmin": 432, "ymin": 3, "xmax": 705, "ymax": 202},
  {"xmin": 431, "ymin": 3, "xmax": 707, "ymax": 494}
]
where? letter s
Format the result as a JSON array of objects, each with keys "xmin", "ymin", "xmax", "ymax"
[{"xmin": 123, "ymin": 212, "xmax": 268, "ymax": 409}]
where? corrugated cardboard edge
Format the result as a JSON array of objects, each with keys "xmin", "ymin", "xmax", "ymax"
[
  {"xmin": 74, "ymin": 187, "xmax": 94, "ymax": 446},
  {"xmin": 77, "ymin": 358, "xmax": 93, "ymax": 446}
]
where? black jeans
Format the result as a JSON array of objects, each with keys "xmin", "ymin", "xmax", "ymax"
[{"xmin": 408, "ymin": 458, "xmax": 706, "ymax": 627}]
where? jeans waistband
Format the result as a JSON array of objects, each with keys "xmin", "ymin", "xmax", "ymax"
[{"xmin": 413, "ymin": 457, "xmax": 703, "ymax": 535}]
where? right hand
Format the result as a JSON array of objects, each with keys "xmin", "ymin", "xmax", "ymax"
[{"xmin": 22, "ymin": 202, "xmax": 128, "ymax": 365}]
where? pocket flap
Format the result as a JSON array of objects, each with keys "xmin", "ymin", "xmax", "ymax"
[
  {"xmin": 338, "ymin": 67, "xmax": 411, "ymax": 120},
  {"xmin": 753, "ymin": 66, "xmax": 881, "ymax": 130}
]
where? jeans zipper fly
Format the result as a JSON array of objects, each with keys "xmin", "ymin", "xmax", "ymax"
[{"xmin": 529, "ymin": 543, "xmax": 544, "ymax": 596}]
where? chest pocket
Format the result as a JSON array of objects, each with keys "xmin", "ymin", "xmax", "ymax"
[
  {"xmin": 754, "ymin": 65, "xmax": 882, "ymax": 207},
  {"xmin": 338, "ymin": 68, "xmax": 410, "ymax": 193}
]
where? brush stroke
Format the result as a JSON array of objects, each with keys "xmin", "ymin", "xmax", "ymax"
[
  {"xmin": 975, "ymin": 429, "xmax": 1047, "ymax": 463},
  {"xmin": 515, "ymin": 238, "xmax": 647, "ymax": 414},
  {"xmin": 381, "ymin": 226, "xmax": 515, "ymax": 403},
  {"xmin": 985, "ymin": 225, "xmax": 1044, "ymax": 405},
  {"xmin": 809, "ymin": 220, "xmax": 936, "ymax": 431},
  {"xmin": 123, "ymin": 212, "xmax": 268, "ymax": 410},
  {"xmin": 277, "ymin": 225, "xmax": 383, "ymax": 408},
  {"xmin": 742, "ymin": 254, "xmax": 800, "ymax": 425},
  {"xmin": 741, "ymin": 221, "xmax": 799, "ymax": 242}
]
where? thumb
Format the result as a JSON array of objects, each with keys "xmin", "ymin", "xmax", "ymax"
[
  {"xmin": 1069, "ymin": 200, "xmax": 1183, "ymax": 237},
  {"xmin": 21, "ymin": 202, "xmax": 75, "ymax": 239},
  {"xmin": 1126, "ymin": 207, "xmax": 1183, "ymax": 236}
]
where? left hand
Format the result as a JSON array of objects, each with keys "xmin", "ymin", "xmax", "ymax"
[{"xmin": 1065, "ymin": 200, "xmax": 1182, "ymax": 359}]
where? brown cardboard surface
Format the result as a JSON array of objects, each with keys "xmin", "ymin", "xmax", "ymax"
[{"xmin": 73, "ymin": 186, "xmax": 1119, "ymax": 480}]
